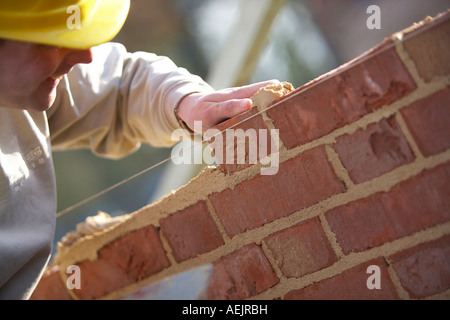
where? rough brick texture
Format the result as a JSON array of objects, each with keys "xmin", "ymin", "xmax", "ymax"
[
  {"xmin": 389, "ymin": 235, "xmax": 450, "ymax": 299},
  {"xmin": 326, "ymin": 162, "xmax": 450, "ymax": 255},
  {"xmin": 284, "ymin": 258, "xmax": 399, "ymax": 300},
  {"xmin": 333, "ymin": 116, "xmax": 415, "ymax": 184},
  {"xmin": 206, "ymin": 244, "xmax": 279, "ymax": 300},
  {"xmin": 73, "ymin": 225, "xmax": 170, "ymax": 300},
  {"xmin": 401, "ymin": 87, "xmax": 450, "ymax": 157},
  {"xmin": 32, "ymin": 12, "xmax": 450, "ymax": 300},
  {"xmin": 265, "ymin": 218, "xmax": 338, "ymax": 278},
  {"xmin": 30, "ymin": 267, "xmax": 72, "ymax": 300},
  {"xmin": 266, "ymin": 43, "xmax": 416, "ymax": 150},
  {"xmin": 209, "ymin": 146, "xmax": 344, "ymax": 237},
  {"xmin": 402, "ymin": 16, "xmax": 450, "ymax": 82},
  {"xmin": 160, "ymin": 201, "xmax": 224, "ymax": 262}
]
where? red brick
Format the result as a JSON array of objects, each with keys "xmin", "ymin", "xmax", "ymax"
[
  {"xmin": 207, "ymin": 108, "xmax": 274, "ymax": 174},
  {"xmin": 30, "ymin": 266, "xmax": 73, "ymax": 300},
  {"xmin": 265, "ymin": 218, "xmax": 338, "ymax": 278},
  {"xmin": 73, "ymin": 225, "xmax": 170, "ymax": 300},
  {"xmin": 389, "ymin": 235, "xmax": 450, "ymax": 299},
  {"xmin": 326, "ymin": 162, "xmax": 450, "ymax": 255},
  {"xmin": 284, "ymin": 258, "xmax": 399, "ymax": 300},
  {"xmin": 209, "ymin": 146, "xmax": 344, "ymax": 237},
  {"xmin": 266, "ymin": 42, "xmax": 416, "ymax": 149},
  {"xmin": 402, "ymin": 12, "xmax": 450, "ymax": 82},
  {"xmin": 160, "ymin": 201, "xmax": 224, "ymax": 262},
  {"xmin": 334, "ymin": 116, "xmax": 415, "ymax": 184},
  {"xmin": 207, "ymin": 244, "xmax": 278, "ymax": 300},
  {"xmin": 401, "ymin": 87, "xmax": 450, "ymax": 157}
]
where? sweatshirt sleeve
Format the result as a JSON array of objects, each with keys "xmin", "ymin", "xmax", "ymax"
[{"xmin": 47, "ymin": 42, "xmax": 213, "ymax": 159}]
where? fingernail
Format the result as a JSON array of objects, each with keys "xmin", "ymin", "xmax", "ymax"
[{"xmin": 243, "ymin": 99, "xmax": 252, "ymax": 110}]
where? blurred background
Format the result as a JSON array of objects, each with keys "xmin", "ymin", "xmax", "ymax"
[{"xmin": 53, "ymin": 0, "xmax": 449, "ymax": 252}]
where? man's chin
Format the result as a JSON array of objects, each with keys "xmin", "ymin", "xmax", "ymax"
[
  {"xmin": 0, "ymin": 98, "xmax": 54, "ymax": 112},
  {"xmin": 14, "ymin": 94, "xmax": 57, "ymax": 112},
  {"xmin": 28, "ymin": 84, "xmax": 59, "ymax": 112}
]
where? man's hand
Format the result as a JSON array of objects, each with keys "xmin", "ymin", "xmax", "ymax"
[{"xmin": 176, "ymin": 80, "xmax": 279, "ymax": 133}]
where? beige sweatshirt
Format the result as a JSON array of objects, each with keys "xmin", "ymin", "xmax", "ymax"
[{"xmin": 0, "ymin": 42, "xmax": 213, "ymax": 299}]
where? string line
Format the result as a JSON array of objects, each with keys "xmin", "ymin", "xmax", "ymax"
[{"xmin": 56, "ymin": 21, "xmax": 434, "ymax": 218}]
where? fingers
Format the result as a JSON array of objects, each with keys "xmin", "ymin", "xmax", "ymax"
[
  {"xmin": 209, "ymin": 79, "xmax": 280, "ymax": 101},
  {"xmin": 217, "ymin": 98, "xmax": 252, "ymax": 119}
]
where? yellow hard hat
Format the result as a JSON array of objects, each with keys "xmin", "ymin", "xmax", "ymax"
[{"xmin": 0, "ymin": 0, "xmax": 130, "ymax": 49}]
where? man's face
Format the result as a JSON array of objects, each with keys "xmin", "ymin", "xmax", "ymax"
[{"xmin": 0, "ymin": 40, "xmax": 93, "ymax": 111}]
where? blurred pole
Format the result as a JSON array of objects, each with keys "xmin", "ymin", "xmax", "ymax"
[{"xmin": 207, "ymin": 0, "xmax": 287, "ymax": 89}]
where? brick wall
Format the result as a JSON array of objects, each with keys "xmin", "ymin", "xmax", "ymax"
[{"xmin": 32, "ymin": 11, "xmax": 450, "ymax": 300}]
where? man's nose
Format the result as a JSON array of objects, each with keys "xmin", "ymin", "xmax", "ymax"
[{"xmin": 64, "ymin": 48, "xmax": 94, "ymax": 65}]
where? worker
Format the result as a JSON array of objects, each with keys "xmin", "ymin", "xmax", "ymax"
[{"xmin": 0, "ymin": 0, "xmax": 276, "ymax": 299}]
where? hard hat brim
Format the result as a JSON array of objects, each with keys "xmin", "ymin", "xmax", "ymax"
[{"xmin": 0, "ymin": 0, "xmax": 130, "ymax": 49}]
